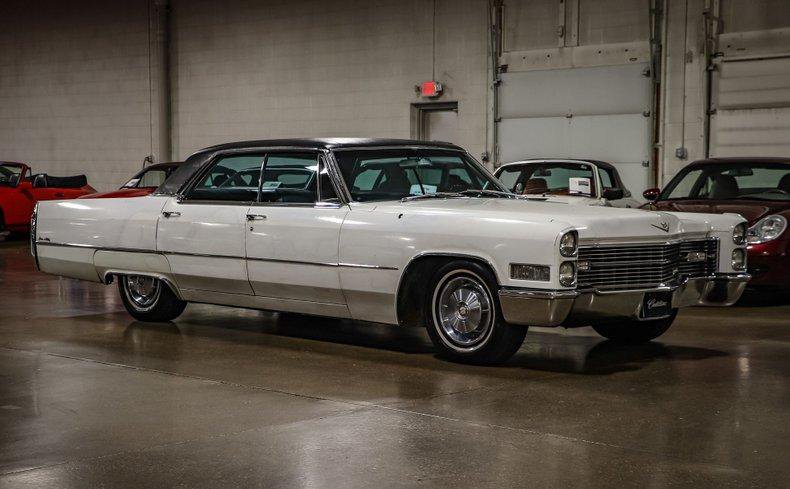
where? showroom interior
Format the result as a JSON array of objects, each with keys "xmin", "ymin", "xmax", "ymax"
[{"xmin": 1, "ymin": 0, "xmax": 789, "ymax": 487}]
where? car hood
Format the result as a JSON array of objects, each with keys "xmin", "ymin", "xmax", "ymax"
[
  {"xmin": 650, "ymin": 199, "xmax": 790, "ymax": 225},
  {"xmin": 372, "ymin": 197, "xmax": 735, "ymax": 240},
  {"xmin": 78, "ymin": 188, "xmax": 155, "ymax": 199}
]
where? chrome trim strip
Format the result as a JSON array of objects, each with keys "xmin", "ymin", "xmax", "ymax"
[
  {"xmin": 499, "ymin": 288, "xmax": 580, "ymax": 300},
  {"xmin": 35, "ymin": 241, "xmax": 397, "ymax": 270},
  {"xmin": 37, "ymin": 242, "xmax": 153, "ymax": 253},
  {"xmin": 578, "ymin": 234, "xmax": 711, "ymax": 247},
  {"xmin": 338, "ymin": 262, "xmax": 399, "ymax": 271}
]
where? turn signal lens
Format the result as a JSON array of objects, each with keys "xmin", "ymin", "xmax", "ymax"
[
  {"xmin": 731, "ymin": 248, "xmax": 746, "ymax": 271},
  {"xmin": 559, "ymin": 261, "xmax": 577, "ymax": 287},
  {"xmin": 559, "ymin": 231, "xmax": 578, "ymax": 257},
  {"xmin": 510, "ymin": 264, "xmax": 550, "ymax": 281},
  {"xmin": 733, "ymin": 222, "xmax": 747, "ymax": 245}
]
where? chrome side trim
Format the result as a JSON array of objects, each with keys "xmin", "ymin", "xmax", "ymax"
[
  {"xmin": 498, "ymin": 288, "xmax": 579, "ymax": 300},
  {"xmin": 339, "ymin": 262, "xmax": 399, "ymax": 271},
  {"xmin": 35, "ymin": 241, "xmax": 397, "ymax": 270},
  {"xmin": 37, "ymin": 242, "xmax": 155, "ymax": 253}
]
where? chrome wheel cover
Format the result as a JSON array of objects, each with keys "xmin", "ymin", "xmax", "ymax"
[
  {"xmin": 432, "ymin": 271, "xmax": 494, "ymax": 351},
  {"xmin": 123, "ymin": 275, "xmax": 161, "ymax": 311}
]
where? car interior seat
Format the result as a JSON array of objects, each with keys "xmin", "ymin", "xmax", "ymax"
[
  {"xmin": 778, "ymin": 173, "xmax": 790, "ymax": 193},
  {"xmin": 523, "ymin": 177, "xmax": 549, "ymax": 194},
  {"xmin": 710, "ymin": 174, "xmax": 739, "ymax": 199},
  {"xmin": 378, "ymin": 167, "xmax": 412, "ymax": 194}
]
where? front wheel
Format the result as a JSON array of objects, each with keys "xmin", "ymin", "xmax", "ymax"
[
  {"xmin": 118, "ymin": 275, "xmax": 187, "ymax": 322},
  {"xmin": 424, "ymin": 261, "xmax": 527, "ymax": 364},
  {"xmin": 591, "ymin": 309, "xmax": 677, "ymax": 343}
]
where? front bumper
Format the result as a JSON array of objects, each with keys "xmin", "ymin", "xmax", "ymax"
[{"xmin": 499, "ymin": 273, "xmax": 751, "ymax": 327}]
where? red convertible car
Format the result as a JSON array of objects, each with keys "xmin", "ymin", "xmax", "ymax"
[
  {"xmin": 0, "ymin": 161, "xmax": 95, "ymax": 234},
  {"xmin": 79, "ymin": 162, "xmax": 182, "ymax": 199},
  {"xmin": 642, "ymin": 157, "xmax": 789, "ymax": 290}
]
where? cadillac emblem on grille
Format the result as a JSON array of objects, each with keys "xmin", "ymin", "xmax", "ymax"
[{"xmin": 651, "ymin": 221, "xmax": 670, "ymax": 232}]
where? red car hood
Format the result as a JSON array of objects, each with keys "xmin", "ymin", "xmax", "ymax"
[
  {"xmin": 78, "ymin": 188, "xmax": 156, "ymax": 199},
  {"xmin": 650, "ymin": 200, "xmax": 790, "ymax": 225}
]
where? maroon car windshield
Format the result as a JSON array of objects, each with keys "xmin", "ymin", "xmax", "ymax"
[{"xmin": 661, "ymin": 162, "xmax": 790, "ymax": 202}]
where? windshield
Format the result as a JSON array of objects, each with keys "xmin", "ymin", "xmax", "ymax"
[
  {"xmin": 333, "ymin": 149, "xmax": 506, "ymax": 202},
  {"xmin": 662, "ymin": 162, "xmax": 790, "ymax": 201},
  {"xmin": 497, "ymin": 162, "xmax": 597, "ymax": 197},
  {"xmin": 123, "ymin": 165, "xmax": 177, "ymax": 188},
  {"xmin": 0, "ymin": 164, "xmax": 23, "ymax": 187}
]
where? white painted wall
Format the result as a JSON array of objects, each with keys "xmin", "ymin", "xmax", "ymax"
[
  {"xmin": 1, "ymin": 0, "xmax": 789, "ymax": 191},
  {"xmin": 0, "ymin": 0, "xmax": 154, "ymax": 191},
  {"xmin": 169, "ymin": 0, "xmax": 489, "ymax": 162}
]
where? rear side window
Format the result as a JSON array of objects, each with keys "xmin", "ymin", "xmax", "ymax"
[{"xmin": 187, "ymin": 155, "xmax": 265, "ymax": 202}]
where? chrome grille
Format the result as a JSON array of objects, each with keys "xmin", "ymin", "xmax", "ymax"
[{"xmin": 577, "ymin": 239, "xmax": 718, "ymax": 290}]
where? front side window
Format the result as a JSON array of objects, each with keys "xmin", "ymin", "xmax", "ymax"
[
  {"xmin": 333, "ymin": 149, "xmax": 501, "ymax": 202},
  {"xmin": 662, "ymin": 163, "xmax": 790, "ymax": 201}
]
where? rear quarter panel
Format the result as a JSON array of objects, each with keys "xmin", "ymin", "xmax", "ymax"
[{"xmin": 35, "ymin": 196, "xmax": 170, "ymax": 281}]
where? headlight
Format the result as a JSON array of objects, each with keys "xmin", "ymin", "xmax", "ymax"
[
  {"xmin": 747, "ymin": 215, "xmax": 787, "ymax": 244},
  {"xmin": 732, "ymin": 222, "xmax": 747, "ymax": 245},
  {"xmin": 731, "ymin": 248, "xmax": 746, "ymax": 270},
  {"xmin": 559, "ymin": 261, "xmax": 576, "ymax": 287},
  {"xmin": 559, "ymin": 231, "xmax": 578, "ymax": 257}
]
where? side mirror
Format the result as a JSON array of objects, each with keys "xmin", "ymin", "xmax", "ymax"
[
  {"xmin": 642, "ymin": 188, "xmax": 661, "ymax": 201},
  {"xmin": 32, "ymin": 174, "xmax": 47, "ymax": 188},
  {"xmin": 602, "ymin": 187, "xmax": 624, "ymax": 201}
]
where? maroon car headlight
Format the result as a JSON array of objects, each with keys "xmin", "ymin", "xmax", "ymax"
[{"xmin": 747, "ymin": 215, "xmax": 787, "ymax": 244}]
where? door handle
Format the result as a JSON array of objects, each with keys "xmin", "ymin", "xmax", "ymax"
[
  {"xmin": 246, "ymin": 214, "xmax": 267, "ymax": 221},
  {"xmin": 162, "ymin": 211, "xmax": 181, "ymax": 218}
]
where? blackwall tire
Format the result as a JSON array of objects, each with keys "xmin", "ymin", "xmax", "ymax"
[
  {"xmin": 424, "ymin": 260, "xmax": 527, "ymax": 365},
  {"xmin": 591, "ymin": 309, "xmax": 677, "ymax": 343},
  {"xmin": 118, "ymin": 275, "xmax": 187, "ymax": 322}
]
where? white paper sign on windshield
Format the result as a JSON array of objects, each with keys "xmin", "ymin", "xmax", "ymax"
[{"xmin": 569, "ymin": 177, "xmax": 592, "ymax": 196}]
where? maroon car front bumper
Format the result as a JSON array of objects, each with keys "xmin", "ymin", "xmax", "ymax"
[{"xmin": 747, "ymin": 237, "xmax": 790, "ymax": 289}]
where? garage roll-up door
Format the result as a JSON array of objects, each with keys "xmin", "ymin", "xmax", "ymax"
[
  {"xmin": 710, "ymin": 56, "xmax": 790, "ymax": 156},
  {"xmin": 498, "ymin": 62, "xmax": 653, "ymax": 197}
]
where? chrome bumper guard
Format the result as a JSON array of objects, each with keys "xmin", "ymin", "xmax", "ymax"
[{"xmin": 498, "ymin": 273, "xmax": 750, "ymax": 327}]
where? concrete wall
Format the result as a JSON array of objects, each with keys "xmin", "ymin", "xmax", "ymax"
[
  {"xmin": 0, "ymin": 0, "xmax": 155, "ymax": 191},
  {"xmin": 170, "ymin": 0, "xmax": 489, "ymax": 161},
  {"xmin": 1, "ymin": 0, "xmax": 789, "ymax": 191}
]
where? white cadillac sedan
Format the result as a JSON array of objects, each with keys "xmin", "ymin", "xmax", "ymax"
[{"xmin": 31, "ymin": 138, "xmax": 750, "ymax": 364}]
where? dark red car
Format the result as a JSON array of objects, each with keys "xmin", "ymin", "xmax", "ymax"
[
  {"xmin": 79, "ymin": 162, "xmax": 182, "ymax": 199},
  {"xmin": 0, "ymin": 162, "xmax": 96, "ymax": 234},
  {"xmin": 642, "ymin": 157, "xmax": 790, "ymax": 290}
]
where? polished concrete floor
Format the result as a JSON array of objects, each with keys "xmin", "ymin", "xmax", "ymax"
[{"xmin": 1, "ymin": 238, "xmax": 789, "ymax": 488}]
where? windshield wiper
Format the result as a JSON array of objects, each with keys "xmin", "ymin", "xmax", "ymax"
[
  {"xmin": 401, "ymin": 192, "xmax": 465, "ymax": 202},
  {"xmin": 459, "ymin": 189, "xmax": 515, "ymax": 198}
]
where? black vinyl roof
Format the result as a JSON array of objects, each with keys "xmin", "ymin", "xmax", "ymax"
[
  {"xmin": 157, "ymin": 138, "xmax": 466, "ymax": 196},
  {"xmin": 196, "ymin": 138, "xmax": 463, "ymax": 155}
]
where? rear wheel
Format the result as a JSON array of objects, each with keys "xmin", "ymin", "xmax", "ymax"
[
  {"xmin": 591, "ymin": 310, "xmax": 677, "ymax": 343},
  {"xmin": 118, "ymin": 275, "xmax": 186, "ymax": 322},
  {"xmin": 424, "ymin": 260, "xmax": 527, "ymax": 364}
]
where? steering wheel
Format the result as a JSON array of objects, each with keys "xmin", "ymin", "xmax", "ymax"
[{"xmin": 763, "ymin": 189, "xmax": 789, "ymax": 195}]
